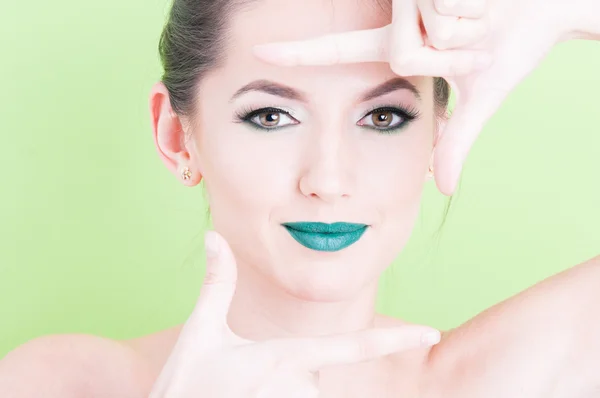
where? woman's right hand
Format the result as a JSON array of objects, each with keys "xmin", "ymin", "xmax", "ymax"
[
  {"xmin": 148, "ymin": 231, "xmax": 441, "ymax": 398},
  {"xmin": 252, "ymin": 0, "xmax": 586, "ymax": 196}
]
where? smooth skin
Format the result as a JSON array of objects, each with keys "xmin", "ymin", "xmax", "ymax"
[{"xmin": 0, "ymin": 0, "xmax": 599, "ymax": 397}]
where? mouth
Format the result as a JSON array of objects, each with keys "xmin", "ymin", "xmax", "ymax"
[{"xmin": 282, "ymin": 222, "xmax": 368, "ymax": 252}]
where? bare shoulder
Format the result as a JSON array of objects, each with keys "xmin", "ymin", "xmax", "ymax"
[
  {"xmin": 125, "ymin": 324, "xmax": 184, "ymax": 377},
  {"xmin": 419, "ymin": 254, "xmax": 600, "ymax": 398},
  {"xmin": 0, "ymin": 333, "xmax": 155, "ymax": 398}
]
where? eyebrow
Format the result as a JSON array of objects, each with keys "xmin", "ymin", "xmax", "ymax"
[
  {"xmin": 360, "ymin": 77, "xmax": 421, "ymax": 102},
  {"xmin": 230, "ymin": 80, "xmax": 308, "ymax": 102},
  {"xmin": 229, "ymin": 77, "xmax": 421, "ymax": 103}
]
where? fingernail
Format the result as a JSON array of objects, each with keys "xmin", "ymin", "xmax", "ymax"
[
  {"xmin": 421, "ymin": 330, "xmax": 441, "ymax": 346},
  {"xmin": 253, "ymin": 45, "xmax": 297, "ymax": 66},
  {"xmin": 204, "ymin": 231, "xmax": 219, "ymax": 258}
]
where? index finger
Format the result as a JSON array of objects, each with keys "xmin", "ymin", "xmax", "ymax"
[
  {"xmin": 252, "ymin": 25, "xmax": 390, "ymax": 66},
  {"xmin": 391, "ymin": 0, "xmax": 423, "ymax": 56},
  {"xmin": 282, "ymin": 326, "xmax": 441, "ymax": 371}
]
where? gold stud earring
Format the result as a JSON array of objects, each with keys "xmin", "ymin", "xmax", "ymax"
[
  {"xmin": 427, "ymin": 151, "xmax": 435, "ymax": 179},
  {"xmin": 427, "ymin": 164, "xmax": 434, "ymax": 179},
  {"xmin": 181, "ymin": 166, "xmax": 192, "ymax": 181}
]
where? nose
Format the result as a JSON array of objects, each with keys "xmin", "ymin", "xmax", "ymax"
[{"xmin": 298, "ymin": 127, "xmax": 355, "ymax": 203}]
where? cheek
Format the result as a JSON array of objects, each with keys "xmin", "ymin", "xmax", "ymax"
[
  {"xmin": 359, "ymin": 125, "xmax": 433, "ymax": 261},
  {"xmin": 360, "ymin": 129, "xmax": 432, "ymax": 210},
  {"xmin": 199, "ymin": 131, "xmax": 294, "ymax": 220}
]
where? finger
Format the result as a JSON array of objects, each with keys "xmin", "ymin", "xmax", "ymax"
[
  {"xmin": 283, "ymin": 326, "xmax": 441, "ymax": 371},
  {"xmin": 433, "ymin": 0, "xmax": 487, "ymax": 19},
  {"xmin": 185, "ymin": 231, "xmax": 238, "ymax": 333},
  {"xmin": 427, "ymin": 17, "xmax": 489, "ymax": 50},
  {"xmin": 434, "ymin": 83, "xmax": 510, "ymax": 195},
  {"xmin": 252, "ymin": 26, "xmax": 389, "ymax": 66},
  {"xmin": 390, "ymin": 0, "xmax": 423, "ymax": 71},
  {"xmin": 391, "ymin": 47, "xmax": 492, "ymax": 77},
  {"xmin": 420, "ymin": 0, "xmax": 489, "ymax": 50},
  {"xmin": 419, "ymin": 0, "xmax": 460, "ymax": 49}
]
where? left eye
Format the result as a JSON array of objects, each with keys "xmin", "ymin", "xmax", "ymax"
[
  {"xmin": 250, "ymin": 111, "xmax": 298, "ymax": 129},
  {"xmin": 358, "ymin": 109, "xmax": 405, "ymax": 130}
]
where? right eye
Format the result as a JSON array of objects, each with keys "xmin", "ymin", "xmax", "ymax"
[{"xmin": 244, "ymin": 108, "xmax": 300, "ymax": 130}]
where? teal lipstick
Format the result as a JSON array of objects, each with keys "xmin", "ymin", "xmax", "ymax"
[{"xmin": 282, "ymin": 222, "xmax": 368, "ymax": 252}]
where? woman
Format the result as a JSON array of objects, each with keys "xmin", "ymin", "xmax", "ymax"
[{"xmin": 0, "ymin": 0, "xmax": 598, "ymax": 397}]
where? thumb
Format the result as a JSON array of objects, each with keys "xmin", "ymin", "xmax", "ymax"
[
  {"xmin": 186, "ymin": 230, "xmax": 238, "ymax": 333},
  {"xmin": 434, "ymin": 81, "xmax": 509, "ymax": 195}
]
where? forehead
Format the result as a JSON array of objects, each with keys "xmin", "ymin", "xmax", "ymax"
[
  {"xmin": 228, "ymin": 0, "xmax": 391, "ymax": 71},
  {"xmin": 234, "ymin": 0, "xmax": 391, "ymax": 40},
  {"xmin": 200, "ymin": 0, "xmax": 431, "ymax": 103}
]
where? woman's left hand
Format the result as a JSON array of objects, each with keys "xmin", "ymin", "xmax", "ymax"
[{"xmin": 252, "ymin": 0, "xmax": 576, "ymax": 195}]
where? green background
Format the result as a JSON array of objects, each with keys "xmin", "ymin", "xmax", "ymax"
[{"xmin": 1, "ymin": 0, "xmax": 598, "ymax": 358}]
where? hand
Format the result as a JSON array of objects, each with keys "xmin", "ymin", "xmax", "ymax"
[
  {"xmin": 252, "ymin": 0, "xmax": 569, "ymax": 195},
  {"xmin": 148, "ymin": 231, "xmax": 441, "ymax": 398}
]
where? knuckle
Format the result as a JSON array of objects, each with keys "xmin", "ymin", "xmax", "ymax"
[
  {"xmin": 423, "ymin": 19, "xmax": 454, "ymax": 49},
  {"xmin": 329, "ymin": 36, "xmax": 343, "ymax": 65},
  {"xmin": 352, "ymin": 335, "xmax": 377, "ymax": 359},
  {"xmin": 202, "ymin": 269, "xmax": 225, "ymax": 285},
  {"xmin": 375, "ymin": 42, "xmax": 388, "ymax": 62}
]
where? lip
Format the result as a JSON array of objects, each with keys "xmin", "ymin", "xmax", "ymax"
[{"xmin": 282, "ymin": 222, "xmax": 368, "ymax": 252}]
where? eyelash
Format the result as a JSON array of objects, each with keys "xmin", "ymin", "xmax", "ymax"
[
  {"xmin": 233, "ymin": 104, "xmax": 421, "ymax": 133},
  {"xmin": 233, "ymin": 106, "xmax": 298, "ymax": 132},
  {"xmin": 360, "ymin": 104, "xmax": 421, "ymax": 134}
]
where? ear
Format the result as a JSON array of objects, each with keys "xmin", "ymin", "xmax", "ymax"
[
  {"xmin": 427, "ymin": 111, "xmax": 449, "ymax": 181},
  {"xmin": 149, "ymin": 82, "xmax": 202, "ymax": 187}
]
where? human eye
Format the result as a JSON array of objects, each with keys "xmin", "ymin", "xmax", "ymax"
[
  {"xmin": 234, "ymin": 106, "xmax": 300, "ymax": 131},
  {"xmin": 357, "ymin": 104, "xmax": 421, "ymax": 134}
]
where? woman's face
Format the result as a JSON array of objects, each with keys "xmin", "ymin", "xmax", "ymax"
[{"xmin": 187, "ymin": 0, "xmax": 437, "ymax": 301}]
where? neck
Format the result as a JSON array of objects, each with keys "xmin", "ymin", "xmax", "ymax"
[{"xmin": 227, "ymin": 260, "xmax": 380, "ymax": 341}]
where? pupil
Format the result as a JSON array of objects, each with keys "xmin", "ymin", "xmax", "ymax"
[
  {"xmin": 373, "ymin": 112, "xmax": 392, "ymax": 127},
  {"xmin": 262, "ymin": 112, "xmax": 279, "ymax": 126}
]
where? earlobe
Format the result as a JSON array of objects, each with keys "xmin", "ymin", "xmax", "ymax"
[{"xmin": 149, "ymin": 82, "xmax": 203, "ymax": 187}]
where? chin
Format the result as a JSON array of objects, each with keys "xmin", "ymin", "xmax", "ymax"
[
  {"xmin": 286, "ymin": 285, "xmax": 357, "ymax": 303},
  {"xmin": 277, "ymin": 266, "xmax": 376, "ymax": 303}
]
